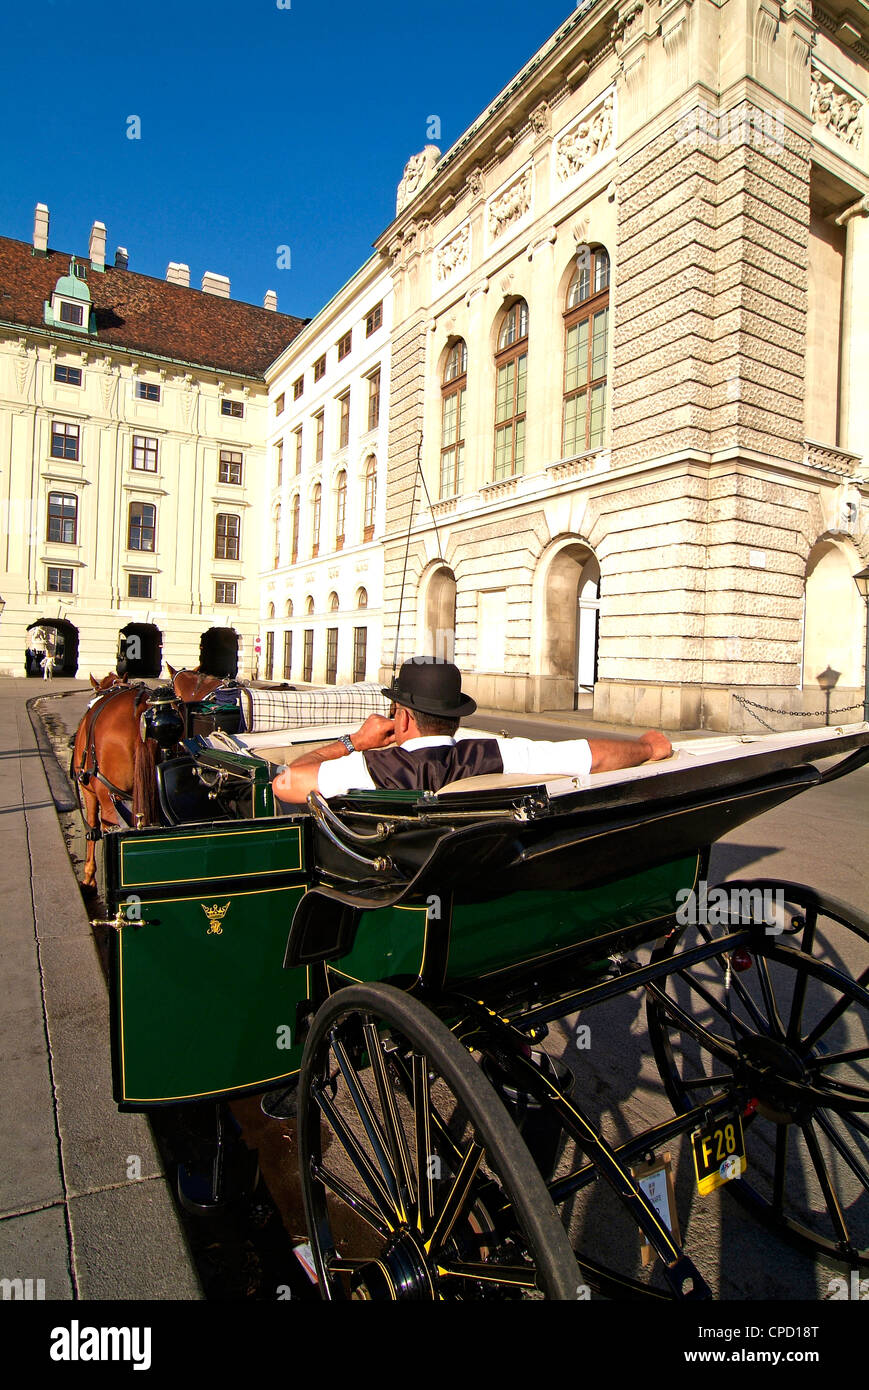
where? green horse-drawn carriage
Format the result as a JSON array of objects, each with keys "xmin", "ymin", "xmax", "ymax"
[{"xmin": 95, "ymin": 720, "xmax": 869, "ymax": 1300}]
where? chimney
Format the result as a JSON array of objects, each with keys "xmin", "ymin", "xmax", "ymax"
[
  {"xmin": 166, "ymin": 262, "xmax": 190, "ymax": 287},
  {"xmin": 89, "ymin": 220, "xmax": 107, "ymax": 272},
  {"xmin": 263, "ymin": 289, "xmax": 278, "ymax": 312},
  {"xmin": 33, "ymin": 203, "xmax": 49, "ymax": 256},
  {"xmin": 201, "ymin": 271, "xmax": 230, "ymax": 298},
  {"xmin": 114, "ymin": 247, "xmax": 129, "ymax": 270}
]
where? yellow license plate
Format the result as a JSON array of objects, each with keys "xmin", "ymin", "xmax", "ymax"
[{"xmin": 691, "ymin": 1111, "xmax": 746, "ymax": 1195}]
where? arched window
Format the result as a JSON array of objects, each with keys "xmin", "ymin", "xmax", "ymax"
[
  {"xmin": 285, "ymin": 598, "xmax": 294, "ymax": 618},
  {"xmin": 356, "ymin": 587, "xmax": 368, "ymax": 609},
  {"xmin": 494, "ymin": 301, "xmax": 528, "ymax": 479},
  {"xmin": 328, "ymin": 591, "xmax": 340, "ymax": 611},
  {"xmin": 267, "ymin": 602, "xmax": 275, "ymax": 619},
  {"xmin": 563, "ymin": 248, "xmax": 610, "ymax": 456},
  {"xmin": 441, "ymin": 340, "xmax": 467, "ymax": 499},
  {"xmin": 305, "ymin": 594, "xmax": 315, "ymax": 615},
  {"xmin": 273, "ymin": 503, "xmax": 281, "ymax": 569},
  {"xmin": 363, "ymin": 457, "xmax": 377, "ymax": 541},
  {"xmin": 291, "ymin": 494, "xmax": 300, "ymax": 564},
  {"xmin": 335, "ymin": 471, "xmax": 347, "ymax": 550},
  {"xmin": 311, "ymin": 483, "xmax": 321, "ymax": 558}
]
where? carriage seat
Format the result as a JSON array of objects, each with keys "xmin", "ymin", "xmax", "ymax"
[{"xmin": 438, "ymin": 771, "xmax": 585, "ymax": 795}]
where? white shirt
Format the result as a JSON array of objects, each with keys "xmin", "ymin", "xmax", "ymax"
[{"xmin": 317, "ymin": 733, "xmax": 592, "ymax": 798}]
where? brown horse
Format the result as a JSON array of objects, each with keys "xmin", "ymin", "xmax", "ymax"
[{"xmin": 72, "ymin": 668, "xmax": 223, "ymax": 891}]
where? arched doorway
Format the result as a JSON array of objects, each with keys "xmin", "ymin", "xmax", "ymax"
[
  {"xmin": 25, "ymin": 619, "xmax": 79, "ymax": 677},
  {"xmin": 532, "ymin": 541, "xmax": 599, "ymax": 710},
  {"xmin": 199, "ymin": 627, "xmax": 239, "ymax": 678},
  {"xmin": 117, "ymin": 622, "xmax": 163, "ymax": 678},
  {"xmin": 420, "ymin": 566, "xmax": 457, "ymax": 661},
  {"xmin": 803, "ymin": 539, "xmax": 865, "ymax": 691}
]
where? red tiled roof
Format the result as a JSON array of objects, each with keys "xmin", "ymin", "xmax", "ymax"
[{"xmin": 0, "ymin": 237, "xmax": 307, "ymax": 378}]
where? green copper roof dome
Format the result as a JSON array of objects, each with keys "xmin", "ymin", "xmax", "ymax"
[{"xmin": 52, "ymin": 258, "xmax": 92, "ymax": 302}]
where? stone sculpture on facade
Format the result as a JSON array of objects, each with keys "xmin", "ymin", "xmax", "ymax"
[
  {"xmin": 436, "ymin": 225, "xmax": 471, "ymax": 282},
  {"xmin": 811, "ymin": 68, "xmax": 863, "ymax": 148},
  {"xmin": 396, "ymin": 146, "xmax": 441, "ymax": 215},
  {"xmin": 488, "ymin": 170, "xmax": 532, "ymax": 240},
  {"xmin": 556, "ymin": 93, "xmax": 615, "ymax": 182}
]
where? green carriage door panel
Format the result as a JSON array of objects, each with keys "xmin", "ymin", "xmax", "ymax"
[
  {"xmin": 445, "ymin": 856, "xmax": 701, "ymax": 982},
  {"xmin": 106, "ymin": 821, "xmax": 309, "ymax": 1107}
]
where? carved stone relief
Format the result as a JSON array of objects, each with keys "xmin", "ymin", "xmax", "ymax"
[
  {"xmin": 396, "ymin": 145, "xmax": 441, "ymax": 215},
  {"xmin": 811, "ymin": 68, "xmax": 864, "ymax": 147},
  {"xmin": 488, "ymin": 169, "xmax": 532, "ymax": 241},
  {"xmin": 435, "ymin": 224, "xmax": 471, "ymax": 283},
  {"xmin": 555, "ymin": 93, "xmax": 614, "ymax": 183}
]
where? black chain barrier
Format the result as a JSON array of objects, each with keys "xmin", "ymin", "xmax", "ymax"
[{"xmin": 733, "ymin": 692, "xmax": 864, "ymax": 732}]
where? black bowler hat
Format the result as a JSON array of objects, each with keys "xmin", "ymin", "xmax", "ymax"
[{"xmin": 382, "ymin": 658, "xmax": 477, "ymax": 718}]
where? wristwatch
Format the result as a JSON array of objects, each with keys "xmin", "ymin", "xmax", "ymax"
[{"xmin": 338, "ymin": 734, "xmax": 356, "ymax": 754}]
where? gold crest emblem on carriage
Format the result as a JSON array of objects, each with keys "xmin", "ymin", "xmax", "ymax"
[{"xmin": 201, "ymin": 901, "xmax": 230, "ymax": 935}]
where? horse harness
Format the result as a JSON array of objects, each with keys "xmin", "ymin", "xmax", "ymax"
[{"xmin": 75, "ymin": 684, "xmax": 185, "ymax": 834}]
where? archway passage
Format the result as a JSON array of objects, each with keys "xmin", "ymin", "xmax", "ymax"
[
  {"xmin": 803, "ymin": 539, "xmax": 865, "ymax": 691},
  {"xmin": 199, "ymin": 627, "xmax": 239, "ymax": 679},
  {"xmin": 422, "ymin": 566, "xmax": 457, "ymax": 661},
  {"xmin": 117, "ymin": 622, "xmax": 163, "ymax": 678},
  {"xmin": 537, "ymin": 543, "xmax": 599, "ymax": 711},
  {"xmin": 25, "ymin": 619, "xmax": 79, "ymax": 677}
]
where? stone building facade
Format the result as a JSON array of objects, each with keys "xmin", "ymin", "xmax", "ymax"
[
  {"xmin": 262, "ymin": 257, "xmax": 391, "ymax": 686},
  {"xmin": 376, "ymin": 0, "xmax": 869, "ymax": 729},
  {"xmin": 0, "ymin": 209, "xmax": 305, "ymax": 678}
]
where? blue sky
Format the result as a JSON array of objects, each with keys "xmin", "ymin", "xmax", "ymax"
[{"xmin": 0, "ymin": 0, "xmax": 574, "ymax": 319}]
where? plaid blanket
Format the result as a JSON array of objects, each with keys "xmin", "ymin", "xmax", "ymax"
[{"xmin": 240, "ymin": 682, "xmax": 390, "ymax": 733}]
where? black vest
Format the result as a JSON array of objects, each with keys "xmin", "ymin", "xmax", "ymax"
[{"xmin": 363, "ymin": 739, "xmax": 503, "ymax": 792}]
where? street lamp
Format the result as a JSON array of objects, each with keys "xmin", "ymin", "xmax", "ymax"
[{"xmin": 854, "ymin": 566, "xmax": 869, "ymax": 722}]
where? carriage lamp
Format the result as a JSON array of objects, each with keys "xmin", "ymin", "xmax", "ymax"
[
  {"xmin": 816, "ymin": 666, "xmax": 841, "ymax": 726},
  {"xmin": 854, "ymin": 566, "xmax": 869, "ymax": 722}
]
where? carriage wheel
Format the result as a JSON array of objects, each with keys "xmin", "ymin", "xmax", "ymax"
[
  {"xmin": 297, "ymin": 983, "xmax": 579, "ymax": 1300},
  {"xmin": 646, "ymin": 882, "xmax": 869, "ymax": 1264}
]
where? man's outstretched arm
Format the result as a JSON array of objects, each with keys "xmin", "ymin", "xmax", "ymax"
[
  {"xmin": 587, "ymin": 729, "xmax": 673, "ymax": 773},
  {"xmin": 272, "ymin": 714, "xmax": 395, "ymax": 804}
]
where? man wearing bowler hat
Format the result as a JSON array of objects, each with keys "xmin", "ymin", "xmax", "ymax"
[{"xmin": 271, "ymin": 657, "xmax": 672, "ymax": 805}]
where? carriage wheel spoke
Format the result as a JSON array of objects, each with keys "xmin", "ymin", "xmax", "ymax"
[
  {"xmin": 646, "ymin": 982, "xmax": 742, "ymax": 1067},
  {"xmin": 313, "ymin": 1163, "xmax": 390, "ymax": 1238},
  {"xmin": 669, "ymin": 968, "xmax": 765, "ymax": 1040},
  {"xmin": 412, "ymin": 1054, "xmax": 435, "ymax": 1232},
  {"xmin": 363, "ymin": 1022, "xmax": 416, "ymax": 1210},
  {"xmin": 786, "ymin": 906, "xmax": 817, "ymax": 1046},
  {"xmin": 313, "ymin": 1081, "xmax": 398, "ymax": 1225},
  {"xmin": 754, "ymin": 954, "xmax": 785, "ymax": 1037},
  {"xmin": 436, "ymin": 1260, "xmax": 538, "ymax": 1289},
  {"xmin": 331, "ymin": 1028, "xmax": 406, "ymax": 1218},
  {"xmin": 772, "ymin": 1125, "xmax": 789, "ymax": 1218},
  {"xmin": 813, "ymin": 1045, "xmax": 869, "ymax": 1068},
  {"xmin": 425, "ymin": 1141, "xmax": 485, "ymax": 1256},
  {"xmin": 389, "ymin": 1047, "xmax": 464, "ymax": 1163},
  {"xmin": 814, "ymin": 1111, "xmax": 869, "ymax": 1193},
  {"xmin": 800, "ymin": 1119, "xmax": 850, "ymax": 1248},
  {"xmin": 681, "ymin": 1073, "xmax": 733, "ymax": 1091}
]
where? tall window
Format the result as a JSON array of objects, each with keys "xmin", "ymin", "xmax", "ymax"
[
  {"xmin": 265, "ymin": 631, "xmax": 275, "ymax": 680},
  {"xmin": 283, "ymin": 629, "xmax": 293, "ymax": 679},
  {"xmin": 563, "ymin": 248, "xmax": 610, "ymax": 456},
  {"xmin": 441, "ymin": 340, "xmax": 467, "ymax": 498},
  {"xmin": 314, "ymin": 411, "xmax": 324, "ymax": 464},
  {"xmin": 47, "ymin": 492, "xmax": 77, "ymax": 544},
  {"xmin": 215, "ymin": 513, "xmax": 240, "ymax": 560},
  {"xmin": 353, "ymin": 627, "xmax": 367, "ymax": 682},
  {"xmin": 291, "ymin": 494, "xmax": 300, "ymax": 563},
  {"xmin": 273, "ymin": 504, "xmax": 281, "ymax": 568},
  {"xmin": 367, "ymin": 369, "xmax": 381, "ymax": 430},
  {"xmin": 328, "ymin": 591, "xmax": 340, "ymax": 611},
  {"xmin": 311, "ymin": 483, "xmax": 321, "ymax": 557},
  {"xmin": 303, "ymin": 629, "xmax": 314, "ymax": 682},
  {"xmin": 275, "ymin": 440, "xmax": 283, "ymax": 486},
  {"xmin": 128, "ymin": 573, "xmax": 152, "ymax": 598},
  {"xmin": 51, "ymin": 422, "xmax": 79, "ymax": 460},
  {"xmin": 363, "ymin": 457, "xmax": 376, "ymax": 541},
  {"xmin": 128, "ymin": 501, "xmax": 156, "ymax": 551},
  {"xmin": 313, "ymin": 355, "xmax": 326, "ymax": 382},
  {"xmin": 325, "ymin": 627, "xmax": 339, "ymax": 684},
  {"xmin": 305, "ymin": 595, "xmax": 315, "ymax": 615},
  {"xmin": 275, "ymin": 393, "xmax": 285, "ymax": 417},
  {"xmin": 219, "ymin": 449, "xmax": 243, "ymax": 484},
  {"xmin": 132, "ymin": 435, "xmax": 158, "ymax": 472},
  {"xmin": 215, "ymin": 580, "xmax": 237, "ymax": 604},
  {"xmin": 335, "ymin": 471, "xmax": 347, "ymax": 549},
  {"xmin": 337, "ymin": 330, "xmax": 352, "ymax": 361},
  {"xmin": 356, "ymin": 587, "xmax": 368, "ymax": 608},
  {"xmin": 337, "ymin": 391, "xmax": 350, "ymax": 449},
  {"xmin": 494, "ymin": 301, "xmax": 528, "ymax": 480},
  {"xmin": 293, "ymin": 375, "xmax": 304, "ymax": 400},
  {"xmin": 294, "ymin": 427, "xmax": 303, "ymax": 474},
  {"xmin": 366, "ymin": 302, "xmax": 383, "ymax": 337}
]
